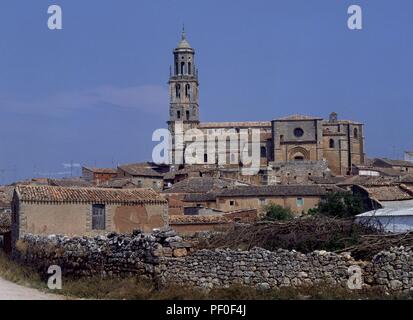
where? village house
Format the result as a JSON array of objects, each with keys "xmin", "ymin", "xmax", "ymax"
[
  {"xmin": 117, "ymin": 163, "xmax": 168, "ymax": 190},
  {"xmin": 355, "ymin": 184, "xmax": 413, "ymax": 233},
  {"xmin": 162, "ymin": 177, "xmax": 248, "ymax": 215},
  {"xmin": 371, "ymin": 158, "xmax": 413, "ymax": 174},
  {"xmin": 181, "ymin": 185, "xmax": 343, "ymax": 216},
  {"xmin": 82, "ymin": 167, "xmax": 118, "ymax": 185},
  {"xmin": 214, "ymin": 185, "xmax": 343, "ymax": 215},
  {"xmin": 351, "ymin": 184, "xmax": 413, "ymax": 211},
  {"xmin": 11, "ymin": 185, "xmax": 168, "ymax": 243}
]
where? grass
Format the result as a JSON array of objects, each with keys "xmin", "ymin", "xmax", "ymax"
[{"xmin": 0, "ymin": 252, "xmax": 410, "ymax": 300}]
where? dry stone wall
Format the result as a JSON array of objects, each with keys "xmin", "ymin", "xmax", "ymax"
[{"xmin": 13, "ymin": 230, "xmax": 413, "ymax": 294}]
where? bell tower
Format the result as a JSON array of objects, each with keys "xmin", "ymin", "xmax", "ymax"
[{"xmin": 168, "ymin": 28, "xmax": 200, "ymax": 135}]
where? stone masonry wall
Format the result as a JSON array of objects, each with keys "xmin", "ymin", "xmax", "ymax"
[{"xmin": 13, "ymin": 230, "xmax": 413, "ymax": 294}]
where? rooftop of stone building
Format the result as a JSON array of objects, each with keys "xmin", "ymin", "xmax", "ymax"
[
  {"xmin": 162, "ymin": 177, "xmax": 234, "ymax": 194},
  {"xmin": 355, "ymin": 185, "xmax": 413, "ymax": 202},
  {"xmin": 14, "ymin": 185, "xmax": 167, "ymax": 205},
  {"xmin": 274, "ymin": 114, "xmax": 323, "ymax": 121},
  {"xmin": 98, "ymin": 178, "xmax": 142, "ymax": 189},
  {"xmin": 48, "ymin": 178, "xmax": 93, "ymax": 188},
  {"xmin": 215, "ymin": 184, "xmax": 344, "ymax": 198},
  {"xmin": 198, "ymin": 121, "xmax": 271, "ymax": 129},
  {"xmin": 82, "ymin": 167, "xmax": 117, "ymax": 174},
  {"xmin": 118, "ymin": 163, "xmax": 164, "ymax": 177},
  {"xmin": 374, "ymin": 158, "xmax": 413, "ymax": 168},
  {"xmin": 338, "ymin": 175, "xmax": 399, "ymax": 187}
]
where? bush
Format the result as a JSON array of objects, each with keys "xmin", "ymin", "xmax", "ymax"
[
  {"xmin": 263, "ymin": 204, "xmax": 294, "ymax": 221},
  {"xmin": 312, "ymin": 192, "xmax": 364, "ymax": 218}
]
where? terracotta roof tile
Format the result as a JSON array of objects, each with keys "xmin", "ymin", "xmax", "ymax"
[{"xmin": 15, "ymin": 185, "xmax": 167, "ymax": 205}]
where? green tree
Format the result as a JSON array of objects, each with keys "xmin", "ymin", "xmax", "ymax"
[
  {"xmin": 263, "ymin": 204, "xmax": 294, "ymax": 221},
  {"xmin": 312, "ymin": 192, "xmax": 364, "ymax": 218}
]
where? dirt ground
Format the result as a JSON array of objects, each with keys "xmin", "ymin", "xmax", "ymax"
[{"xmin": 0, "ymin": 276, "xmax": 63, "ymax": 300}]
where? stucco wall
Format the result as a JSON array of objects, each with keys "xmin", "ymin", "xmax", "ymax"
[
  {"xmin": 216, "ymin": 196, "xmax": 321, "ymax": 215},
  {"xmin": 15, "ymin": 202, "xmax": 167, "ymax": 239}
]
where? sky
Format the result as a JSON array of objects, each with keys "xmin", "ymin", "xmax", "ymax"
[{"xmin": 0, "ymin": 0, "xmax": 412, "ymax": 183}]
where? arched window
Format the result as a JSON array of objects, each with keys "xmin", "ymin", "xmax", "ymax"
[
  {"xmin": 329, "ymin": 139, "xmax": 335, "ymax": 149},
  {"xmin": 354, "ymin": 128, "xmax": 358, "ymax": 138},
  {"xmin": 260, "ymin": 146, "xmax": 267, "ymax": 158},
  {"xmin": 175, "ymin": 84, "xmax": 181, "ymax": 98},
  {"xmin": 185, "ymin": 84, "xmax": 191, "ymax": 98},
  {"xmin": 180, "ymin": 62, "xmax": 185, "ymax": 74},
  {"xmin": 188, "ymin": 62, "xmax": 192, "ymax": 75}
]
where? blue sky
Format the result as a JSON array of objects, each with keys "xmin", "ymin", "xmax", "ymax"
[{"xmin": 0, "ymin": 0, "xmax": 412, "ymax": 183}]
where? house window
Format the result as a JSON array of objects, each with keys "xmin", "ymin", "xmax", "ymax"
[
  {"xmin": 260, "ymin": 146, "xmax": 267, "ymax": 158},
  {"xmin": 329, "ymin": 139, "xmax": 335, "ymax": 148},
  {"xmin": 296, "ymin": 198, "xmax": 304, "ymax": 207},
  {"xmin": 137, "ymin": 180, "xmax": 143, "ymax": 187},
  {"xmin": 92, "ymin": 204, "xmax": 106, "ymax": 230},
  {"xmin": 177, "ymin": 110, "xmax": 181, "ymax": 119},
  {"xmin": 186, "ymin": 110, "xmax": 190, "ymax": 120},
  {"xmin": 204, "ymin": 153, "xmax": 208, "ymax": 163},
  {"xmin": 230, "ymin": 200, "xmax": 235, "ymax": 206},
  {"xmin": 259, "ymin": 198, "xmax": 267, "ymax": 205},
  {"xmin": 354, "ymin": 128, "xmax": 358, "ymax": 138}
]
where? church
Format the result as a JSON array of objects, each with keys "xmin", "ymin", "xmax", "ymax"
[{"xmin": 167, "ymin": 30, "xmax": 365, "ymax": 179}]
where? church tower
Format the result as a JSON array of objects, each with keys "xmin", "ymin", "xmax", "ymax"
[{"xmin": 168, "ymin": 29, "xmax": 200, "ymax": 134}]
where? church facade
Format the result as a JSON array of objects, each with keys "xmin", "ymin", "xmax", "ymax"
[{"xmin": 167, "ymin": 31, "xmax": 365, "ymax": 177}]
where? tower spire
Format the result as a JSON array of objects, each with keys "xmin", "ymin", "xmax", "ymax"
[{"xmin": 181, "ymin": 24, "xmax": 186, "ymax": 40}]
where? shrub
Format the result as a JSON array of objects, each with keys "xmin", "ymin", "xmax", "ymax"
[
  {"xmin": 263, "ymin": 204, "xmax": 294, "ymax": 221},
  {"xmin": 312, "ymin": 192, "xmax": 364, "ymax": 218}
]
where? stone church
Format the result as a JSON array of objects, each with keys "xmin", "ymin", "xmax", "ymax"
[{"xmin": 167, "ymin": 31, "xmax": 365, "ymax": 179}]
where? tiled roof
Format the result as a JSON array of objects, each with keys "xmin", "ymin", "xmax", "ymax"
[
  {"xmin": 49, "ymin": 178, "xmax": 93, "ymax": 188},
  {"xmin": 82, "ymin": 167, "xmax": 117, "ymax": 174},
  {"xmin": 357, "ymin": 185, "xmax": 413, "ymax": 202},
  {"xmin": 183, "ymin": 192, "xmax": 217, "ymax": 202},
  {"xmin": 15, "ymin": 185, "xmax": 167, "ymax": 205},
  {"xmin": 377, "ymin": 158, "xmax": 413, "ymax": 168},
  {"xmin": 98, "ymin": 178, "xmax": 141, "ymax": 189},
  {"xmin": 215, "ymin": 185, "xmax": 343, "ymax": 197},
  {"xmin": 169, "ymin": 214, "xmax": 230, "ymax": 225},
  {"xmin": 198, "ymin": 121, "xmax": 271, "ymax": 129},
  {"xmin": 118, "ymin": 163, "xmax": 164, "ymax": 177},
  {"xmin": 163, "ymin": 177, "xmax": 232, "ymax": 194},
  {"xmin": 338, "ymin": 176, "xmax": 398, "ymax": 187},
  {"xmin": 164, "ymin": 165, "xmax": 217, "ymax": 180}
]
